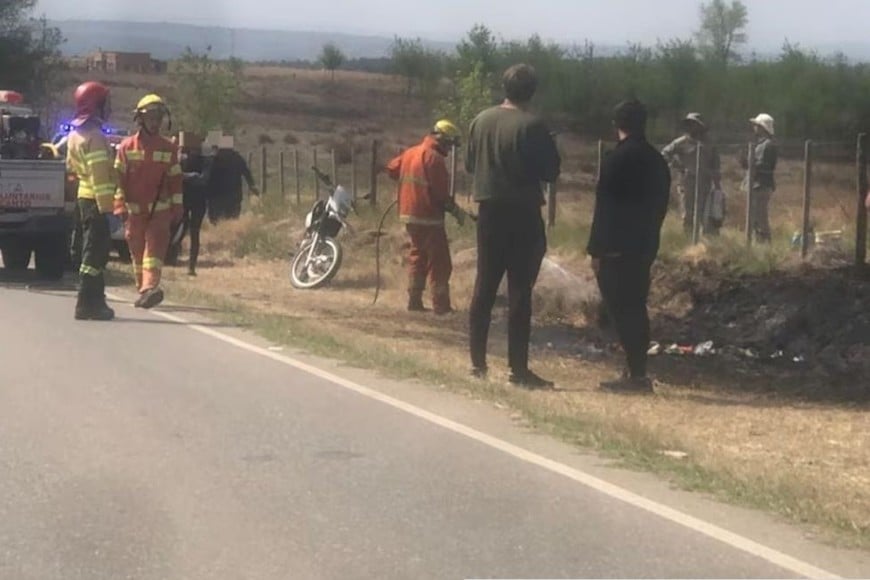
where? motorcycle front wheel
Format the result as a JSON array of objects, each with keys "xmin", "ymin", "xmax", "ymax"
[{"xmin": 289, "ymin": 237, "xmax": 343, "ymax": 289}]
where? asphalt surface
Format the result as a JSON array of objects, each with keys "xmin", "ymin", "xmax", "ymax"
[{"xmin": 0, "ymin": 277, "xmax": 863, "ymax": 579}]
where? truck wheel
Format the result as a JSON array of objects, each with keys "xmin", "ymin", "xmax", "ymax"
[
  {"xmin": 1, "ymin": 242, "xmax": 32, "ymax": 271},
  {"xmin": 34, "ymin": 236, "xmax": 68, "ymax": 280}
]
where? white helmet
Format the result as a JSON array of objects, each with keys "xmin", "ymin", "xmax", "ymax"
[{"xmin": 750, "ymin": 113, "xmax": 775, "ymax": 136}]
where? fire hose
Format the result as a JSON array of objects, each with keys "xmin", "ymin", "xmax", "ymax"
[
  {"xmin": 372, "ymin": 199, "xmax": 398, "ymax": 305},
  {"xmin": 372, "ymin": 201, "xmax": 477, "ymax": 306}
]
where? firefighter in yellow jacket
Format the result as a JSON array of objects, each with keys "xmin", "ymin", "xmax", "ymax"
[
  {"xmin": 66, "ymin": 81, "xmax": 116, "ymax": 321},
  {"xmin": 113, "ymin": 94, "xmax": 183, "ymax": 309}
]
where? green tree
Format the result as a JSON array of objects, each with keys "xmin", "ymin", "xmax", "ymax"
[
  {"xmin": 170, "ymin": 47, "xmax": 242, "ymax": 134},
  {"xmin": 456, "ymin": 24, "xmax": 499, "ymax": 77},
  {"xmin": 696, "ymin": 0, "xmax": 749, "ymax": 65},
  {"xmin": 0, "ymin": 0, "xmax": 65, "ymax": 106},
  {"xmin": 436, "ymin": 61, "xmax": 494, "ymax": 133},
  {"xmin": 390, "ymin": 37, "xmax": 444, "ymax": 98},
  {"xmin": 319, "ymin": 42, "xmax": 346, "ymax": 81}
]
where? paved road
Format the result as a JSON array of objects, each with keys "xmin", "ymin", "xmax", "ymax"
[{"xmin": 0, "ymin": 279, "xmax": 863, "ymax": 579}]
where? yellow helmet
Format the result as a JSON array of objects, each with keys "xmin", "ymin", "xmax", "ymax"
[
  {"xmin": 134, "ymin": 93, "xmax": 172, "ymax": 132},
  {"xmin": 135, "ymin": 93, "xmax": 167, "ymax": 114},
  {"xmin": 433, "ymin": 119, "xmax": 461, "ymax": 146}
]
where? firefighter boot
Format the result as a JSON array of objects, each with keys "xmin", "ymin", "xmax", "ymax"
[
  {"xmin": 432, "ymin": 284, "xmax": 453, "ymax": 316},
  {"xmin": 74, "ymin": 276, "xmax": 114, "ymax": 321},
  {"xmin": 407, "ymin": 277, "xmax": 426, "ymax": 312},
  {"xmin": 93, "ymin": 275, "xmax": 115, "ymax": 320},
  {"xmin": 138, "ymin": 286, "xmax": 165, "ymax": 310}
]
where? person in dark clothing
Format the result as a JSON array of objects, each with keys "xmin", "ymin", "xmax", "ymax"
[
  {"xmin": 166, "ymin": 148, "xmax": 212, "ymax": 275},
  {"xmin": 466, "ymin": 63, "xmax": 561, "ymax": 389},
  {"xmin": 588, "ymin": 99, "xmax": 671, "ymax": 393},
  {"xmin": 207, "ymin": 146, "xmax": 259, "ymax": 224}
]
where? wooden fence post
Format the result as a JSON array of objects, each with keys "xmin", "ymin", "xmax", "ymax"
[
  {"xmin": 279, "ymin": 150, "xmax": 285, "ymax": 197},
  {"xmin": 247, "ymin": 151, "xmax": 254, "ymax": 173},
  {"xmin": 331, "ymin": 148, "xmax": 337, "ymax": 187},
  {"xmin": 313, "ymin": 148, "xmax": 319, "ymax": 199},
  {"xmin": 350, "ymin": 146, "xmax": 357, "ymax": 199},
  {"xmin": 293, "ymin": 148, "xmax": 300, "ymax": 204},
  {"xmin": 801, "ymin": 140, "xmax": 813, "ymax": 260},
  {"xmin": 260, "ymin": 146, "xmax": 267, "ymax": 195},
  {"xmin": 856, "ymin": 133, "xmax": 868, "ymax": 271},
  {"xmin": 369, "ymin": 139, "xmax": 379, "ymax": 206}
]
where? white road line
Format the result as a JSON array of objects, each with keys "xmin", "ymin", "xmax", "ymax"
[{"xmin": 131, "ymin": 298, "xmax": 838, "ymax": 579}]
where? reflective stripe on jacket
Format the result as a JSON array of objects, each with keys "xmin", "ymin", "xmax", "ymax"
[
  {"xmin": 66, "ymin": 124, "xmax": 116, "ymax": 213},
  {"xmin": 114, "ymin": 132, "xmax": 183, "ymax": 214},
  {"xmin": 386, "ymin": 136, "xmax": 450, "ymax": 226}
]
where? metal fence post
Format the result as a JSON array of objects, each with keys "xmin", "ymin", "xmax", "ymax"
[
  {"xmin": 692, "ymin": 143, "xmax": 702, "ymax": 244},
  {"xmin": 596, "ymin": 139, "xmax": 604, "ymax": 183},
  {"xmin": 331, "ymin": 148, "xmax": 337, "ymax": 187},
  {"xmin": 449, "ymin": 144, "xmax": 457, "ymax": 201},
  {"xmin": 547, "ymin": 180, "xmax": 557, "ymax": 228},
  {"xmin": 745, "ymin": 141, "xmax": 755, "ymax": 247}
]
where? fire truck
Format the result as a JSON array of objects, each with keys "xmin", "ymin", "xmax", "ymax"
[{"xmin": 0, "ymin": 90, "xmax": 72, "ymax": 279}]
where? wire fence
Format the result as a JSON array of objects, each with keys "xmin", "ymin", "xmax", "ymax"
[{"xmin": 242, "ymin": 134, "xmax": 870, "ymax": 273}]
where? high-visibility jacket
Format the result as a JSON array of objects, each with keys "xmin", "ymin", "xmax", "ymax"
[
  {"xmin": 387, "ymin": 136, "xmax": 450, "ymax": 226},
  {"xmin": 66, "ymin": 123, "xmax": 116, "ymax": 213},
  {"xmin": 114, "ymin": 132, "xmax": 183, "ymax": 216}
]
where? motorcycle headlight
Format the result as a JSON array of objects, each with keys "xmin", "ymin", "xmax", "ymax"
[{"xmin": 305, "ymin": 212, "xmax": 313, "ymax": 229}]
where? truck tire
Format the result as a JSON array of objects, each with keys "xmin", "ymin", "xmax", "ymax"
[
  {"xmin": 1, "ymin": 242, "xmax": 32, "ymax": 272},
  {"xmin": 34, "ymin": 235, "xmax": 68, "ymax": 280}
]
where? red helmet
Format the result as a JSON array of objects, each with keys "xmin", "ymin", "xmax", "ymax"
[{"xmin": 72, "ymin": 81, "xmax": 110, "ymax": 127}]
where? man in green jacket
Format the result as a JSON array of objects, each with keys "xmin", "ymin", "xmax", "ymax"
[{"xmin": 465, "ymin": 63, "xmax": 561, "ymax": 389}]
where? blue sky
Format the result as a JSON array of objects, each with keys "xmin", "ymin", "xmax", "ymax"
[{"xmin": 34, "ymin": 0, "xmax": 870, "ymax": 52}]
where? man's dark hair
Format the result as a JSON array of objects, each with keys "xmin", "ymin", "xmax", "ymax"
[
  {"xmin": 613, "ymin": 99, "xmax": 647, "ymax": 135},
  {"xmin": 503, "ymin": 64, "xmax": 538, "ymax": 104}
]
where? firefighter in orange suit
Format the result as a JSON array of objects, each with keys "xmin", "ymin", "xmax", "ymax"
[
  {"xmin": 113, "ymin": 94, "xmax": 183, "ymax": 309},
  {"xmin": 386, "ymin": 120, "xmax": 466, "ymax": 314},
  {"xmin": 67, "ymin": 81, "xmax": 116, "ymax": 321}
]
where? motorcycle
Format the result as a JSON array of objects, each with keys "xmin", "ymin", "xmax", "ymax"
[{"xmin": 290, "ymin": 166, "xmax": 355, "ymax": 289}]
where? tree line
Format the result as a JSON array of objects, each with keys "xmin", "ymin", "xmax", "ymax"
[{"xmin": 380, "ymin": 0, "xmax": 870, "ymax": 142}]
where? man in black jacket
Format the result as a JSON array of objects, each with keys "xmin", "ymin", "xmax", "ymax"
[
  {"xmin": 587, "ymin": 99, "xmax": 670, "ymax": 393},
  {"xmin": 207, "ymin": 146, "xmax": 259, "ymax": 224}
]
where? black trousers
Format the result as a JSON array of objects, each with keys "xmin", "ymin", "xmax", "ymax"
[
  {"xmin": 78, "ymin": 199, "xmax": 110, "ymax": 288},
  {"xmin": 595, "ymin": 255, "xmax": 653, "ymax": 378},
  {"xmin": 186, "ymin": 197, "xmax": 207, "ymax": 271},
  {"xmin": 469, "ymin": 201, "xmax": 546, "ymax": 373},
  {"xmin": 167, "ymin": 196, "xmax": 207, "ymax": 270}
]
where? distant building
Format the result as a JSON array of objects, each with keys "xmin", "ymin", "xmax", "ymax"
[{"xmin": 86, "ymin": 50, "xmax": 164, "ymax": 74}]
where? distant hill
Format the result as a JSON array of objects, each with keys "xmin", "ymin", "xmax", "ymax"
[
  {"xmin": 50, "ymin": 20, "xmax": 456, "ymax": 62},
  {"xmin": 50, "ymin": 19, "xmax": 870, "ymax": 64}
]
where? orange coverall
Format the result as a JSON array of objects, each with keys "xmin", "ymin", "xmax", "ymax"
[
  {"xmin": 387, "ymin": 135, "xmax": 453, "ymax": 313},
  {"xmin": 114, "ymin": 132, "xmax": 183, "ymax": 293}
]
